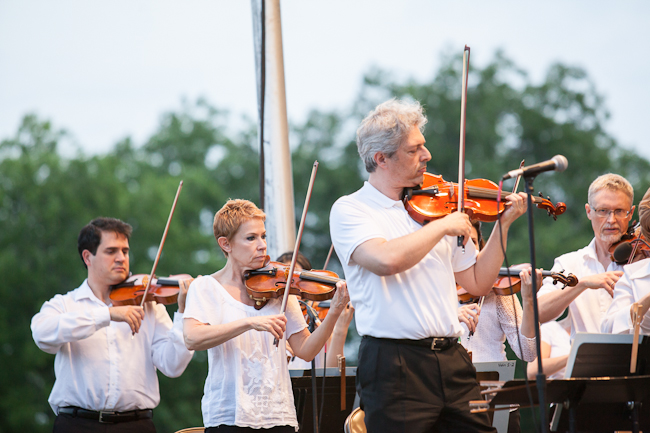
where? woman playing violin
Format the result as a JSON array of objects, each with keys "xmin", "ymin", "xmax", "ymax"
[
  {"xmin": 183, "ymin": 199, "xmax": 349, "ymax": 432},
  {"xmin": 457, "ymin": 221, "xmax": 541, "ymax": 433},
  {"xmin": 458, "ymin": 221, "xmax": 539, "ymax": 363}
]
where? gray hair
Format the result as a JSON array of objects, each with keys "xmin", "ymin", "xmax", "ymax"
[
  {"xmin": 587, "ymin": 173, "xmax": 634, "ymax": 205},
  {"xmin": 357, "ymin": 99, "xmax": 428, "ymax": 173}
]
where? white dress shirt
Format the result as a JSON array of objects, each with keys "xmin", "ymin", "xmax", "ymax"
[
  {"xmin": 330, "ymin": 181, "xmax": 477, "ymax": 339},
  {"xmin": 31, "ymin": 280, "xmax": 193, "ymax": 414},
  {"xmin": 536, "ymin": 238, "xmax": 621, "ymax": 341},
  {"xmin": 601, "ymin": 258, "xmax": 650, "ymax": 334}
]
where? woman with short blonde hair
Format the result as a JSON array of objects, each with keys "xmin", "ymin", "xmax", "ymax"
[{"xmin": 184, "ymin": 199, "xmax": 349, "ymax": 432}]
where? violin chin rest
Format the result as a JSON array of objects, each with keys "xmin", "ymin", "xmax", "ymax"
[{"xmin": 248, "ymin": 293, "xmax": 269, "ymax": 310}]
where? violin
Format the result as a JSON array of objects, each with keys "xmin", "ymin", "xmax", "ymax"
[
  {"xmin": 492, "ymin": 266, "xmax": 578, "ymax": 295},
  {"xmin": 110, "ymin": 273, "xmax": 193, "ymax": 306},
  {"xmin": 456, "ymin": 266, "xmax": 578, "ymax": 304},
  {"xmin": 610, "ymin": 223, "xmax": 650, "ymax": 265},
  {"xmin": 457, "ymin": 284, "xmax": 480, "ymax": 304},
  {"xmin": 403, "ymin": 173, "xmax": 567, "ymax": 225},
  {"xmin": 244, "ymin": 256, "xmax": 342, "ymax": 310}
]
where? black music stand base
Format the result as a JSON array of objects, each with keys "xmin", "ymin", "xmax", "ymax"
[
  {"xmin": 485, "ymin": 376, "xmax": 650, "ymax": 433},
  {"xmin": 291, "ymin": 369, "xmax": 356, "ymax": 433}
]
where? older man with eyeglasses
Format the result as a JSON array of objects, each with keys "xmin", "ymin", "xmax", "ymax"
[{"xmin": 537, "ymin": 174, "xmax": 635, "ymax": 341}]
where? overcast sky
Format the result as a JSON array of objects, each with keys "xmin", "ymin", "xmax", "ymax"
[{"xmin": 1, "ymin": 1, "xmax": 649, "ymax": 162}]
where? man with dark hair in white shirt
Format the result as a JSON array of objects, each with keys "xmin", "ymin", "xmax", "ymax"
[
  {"xmin": 32, "ymin": 217, "xmax": 193, "ymax": 432},
  {"xmin": 330, "ymin": 99, "xmax": 528, "ymax": 432}
]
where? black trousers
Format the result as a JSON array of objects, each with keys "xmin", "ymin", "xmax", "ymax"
[
  {"xmin": 205, "ymin": 426, "xmax": 294, "ymax": 432},
  {"xmin": 356, "ymin": 336, "xmax": 496, "ymax": 433},
  {"xmin": 53, "ymin": 413, "xmax": 156, "ymax": 433}
]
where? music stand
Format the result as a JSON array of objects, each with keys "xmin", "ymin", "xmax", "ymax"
[
  {"xmin": 290, "ymin": 367, "xmax": 357, "ymax": 433},
  {"xmin": 550, "ymin": 332, "xmax": 650, "ymax": 432},
  {"xmin": 485, "ymin": 375, "xmax": 650, "ymax": 433},
  {"xmin": 564, "ymin": 332, "xmax": 650, "ymax": 378},
  {"xmin": 481, "ymin": 333, "xmax": 650, "ymax": 433},
  {"xmin": 475, "ymin": 361, "xmax": 516, "ymax": 433}
]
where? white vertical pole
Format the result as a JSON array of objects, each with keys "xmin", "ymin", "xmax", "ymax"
[{"xmin": 251, "ymin": 0, "xmax": 296, "ymax": 260}]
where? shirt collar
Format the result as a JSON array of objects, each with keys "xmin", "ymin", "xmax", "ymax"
[
  {"xmin": 72, "ymin": 279, "xmax": 103, "ymax": 304},
  {"xmin": 361, "ymin": 181, "xmax": 403, "ymax": 209},
  {"xmin": 582, "ymin": 238, "xmax": 599, "ymax": 261}
]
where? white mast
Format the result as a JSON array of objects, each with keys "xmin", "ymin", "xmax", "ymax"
[{"xmin": 251, "ymin": 0, "xmax": 296, "ymax": 260}]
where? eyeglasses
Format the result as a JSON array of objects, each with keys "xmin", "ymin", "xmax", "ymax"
[{"xmin": 589, "ymin": 207, "xmax": 633, "ymax": 219}]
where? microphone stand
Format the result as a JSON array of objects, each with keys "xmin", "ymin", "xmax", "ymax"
[{"xmin": 524, "ymin": 175, "xmax": 548, "ymax": 433}]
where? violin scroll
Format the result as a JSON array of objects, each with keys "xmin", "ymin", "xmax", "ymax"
[
  {"xmin": 534, "ymin": 192, "xmax": 567, "ymax": 221},
  {"xmin": 491, "ymin": 266, "xmax": 578, "ymax": 296},
  {"xmin": 549, "ymin": 271, "xmax": 578, "ymax": 289}
]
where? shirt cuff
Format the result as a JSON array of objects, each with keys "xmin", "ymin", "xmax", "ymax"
[
  {"xmin": 172, "ymin": 312, "xmax": 185, "ymax": 328},
  {"xmin": 521, "ymin": 334, "xmax": 536, "ymax": 344}
]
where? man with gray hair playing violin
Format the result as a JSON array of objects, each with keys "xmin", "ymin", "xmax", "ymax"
[
  {"xmin": 537, "ymin": 174, "xmax": 634, "ymax": 340},
  {"xmin": 602, "ymin": 185, "xmax": 650, "ymax": 334},
  {"xmin": 329, "ymin": 98, "xmax": 528, "ymax": 433}
]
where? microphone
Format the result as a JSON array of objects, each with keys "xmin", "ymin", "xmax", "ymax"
[{"xmin": 502, "ymin": 155, "xmax": 568, "ymax": 180}]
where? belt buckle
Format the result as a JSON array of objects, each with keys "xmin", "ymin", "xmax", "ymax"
[
  {"xmin": 99, "ymin": 411, "xmax": 116, "ymax": 423},
  {"xmin": 431, "ymin": 337, "xmax": 446, "ymax": 351}
]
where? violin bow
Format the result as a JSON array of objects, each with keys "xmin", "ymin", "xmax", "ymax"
[
  {"xmin": 470, "ymin": 160, "xmax": 525, "ymax": 340},
  {"xmin": 322, "ymin": 244, "xmax": 335, "ymax": 270},
  {"xmin": 457, "ymin": 45, "xmax": 470, "ymax": 252},
  {"xmin": 631, "ymin": 302, "xmax": 641, "ymax": 373},
  {"xmin": 468, "ymin": 159, "xmax": 520, "ymax": 340},
  {"xmin": 495, "ymin": 159, "xmax": 526, "ymax": 296},
  {"xmin": 139, "ymin": 181, "xmax": 184, "ymax": 310},
  {"xmin": 275, "ymin": 161, "xmax": 319, "ymax": 347},
  {"xmin": 512, "ymin": 160, "xmax": 525, "ymax": 194}
]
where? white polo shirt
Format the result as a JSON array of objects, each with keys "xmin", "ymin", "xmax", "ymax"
[
  {"xmin": 537, "ymin": 238, "xmax": 622, "ymax": 341},
  {"xmin": 329, "ymin": 181, "xmax": 477, "ymax": 339}
]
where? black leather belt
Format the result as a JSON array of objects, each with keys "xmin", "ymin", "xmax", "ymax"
[
  {"xmin": 58, "ymin": 406, "xmax": 153, "ymax": 423},
  {"xmin": 366, "ymin": 336, "xmax": 458, "ymax": 351}
]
